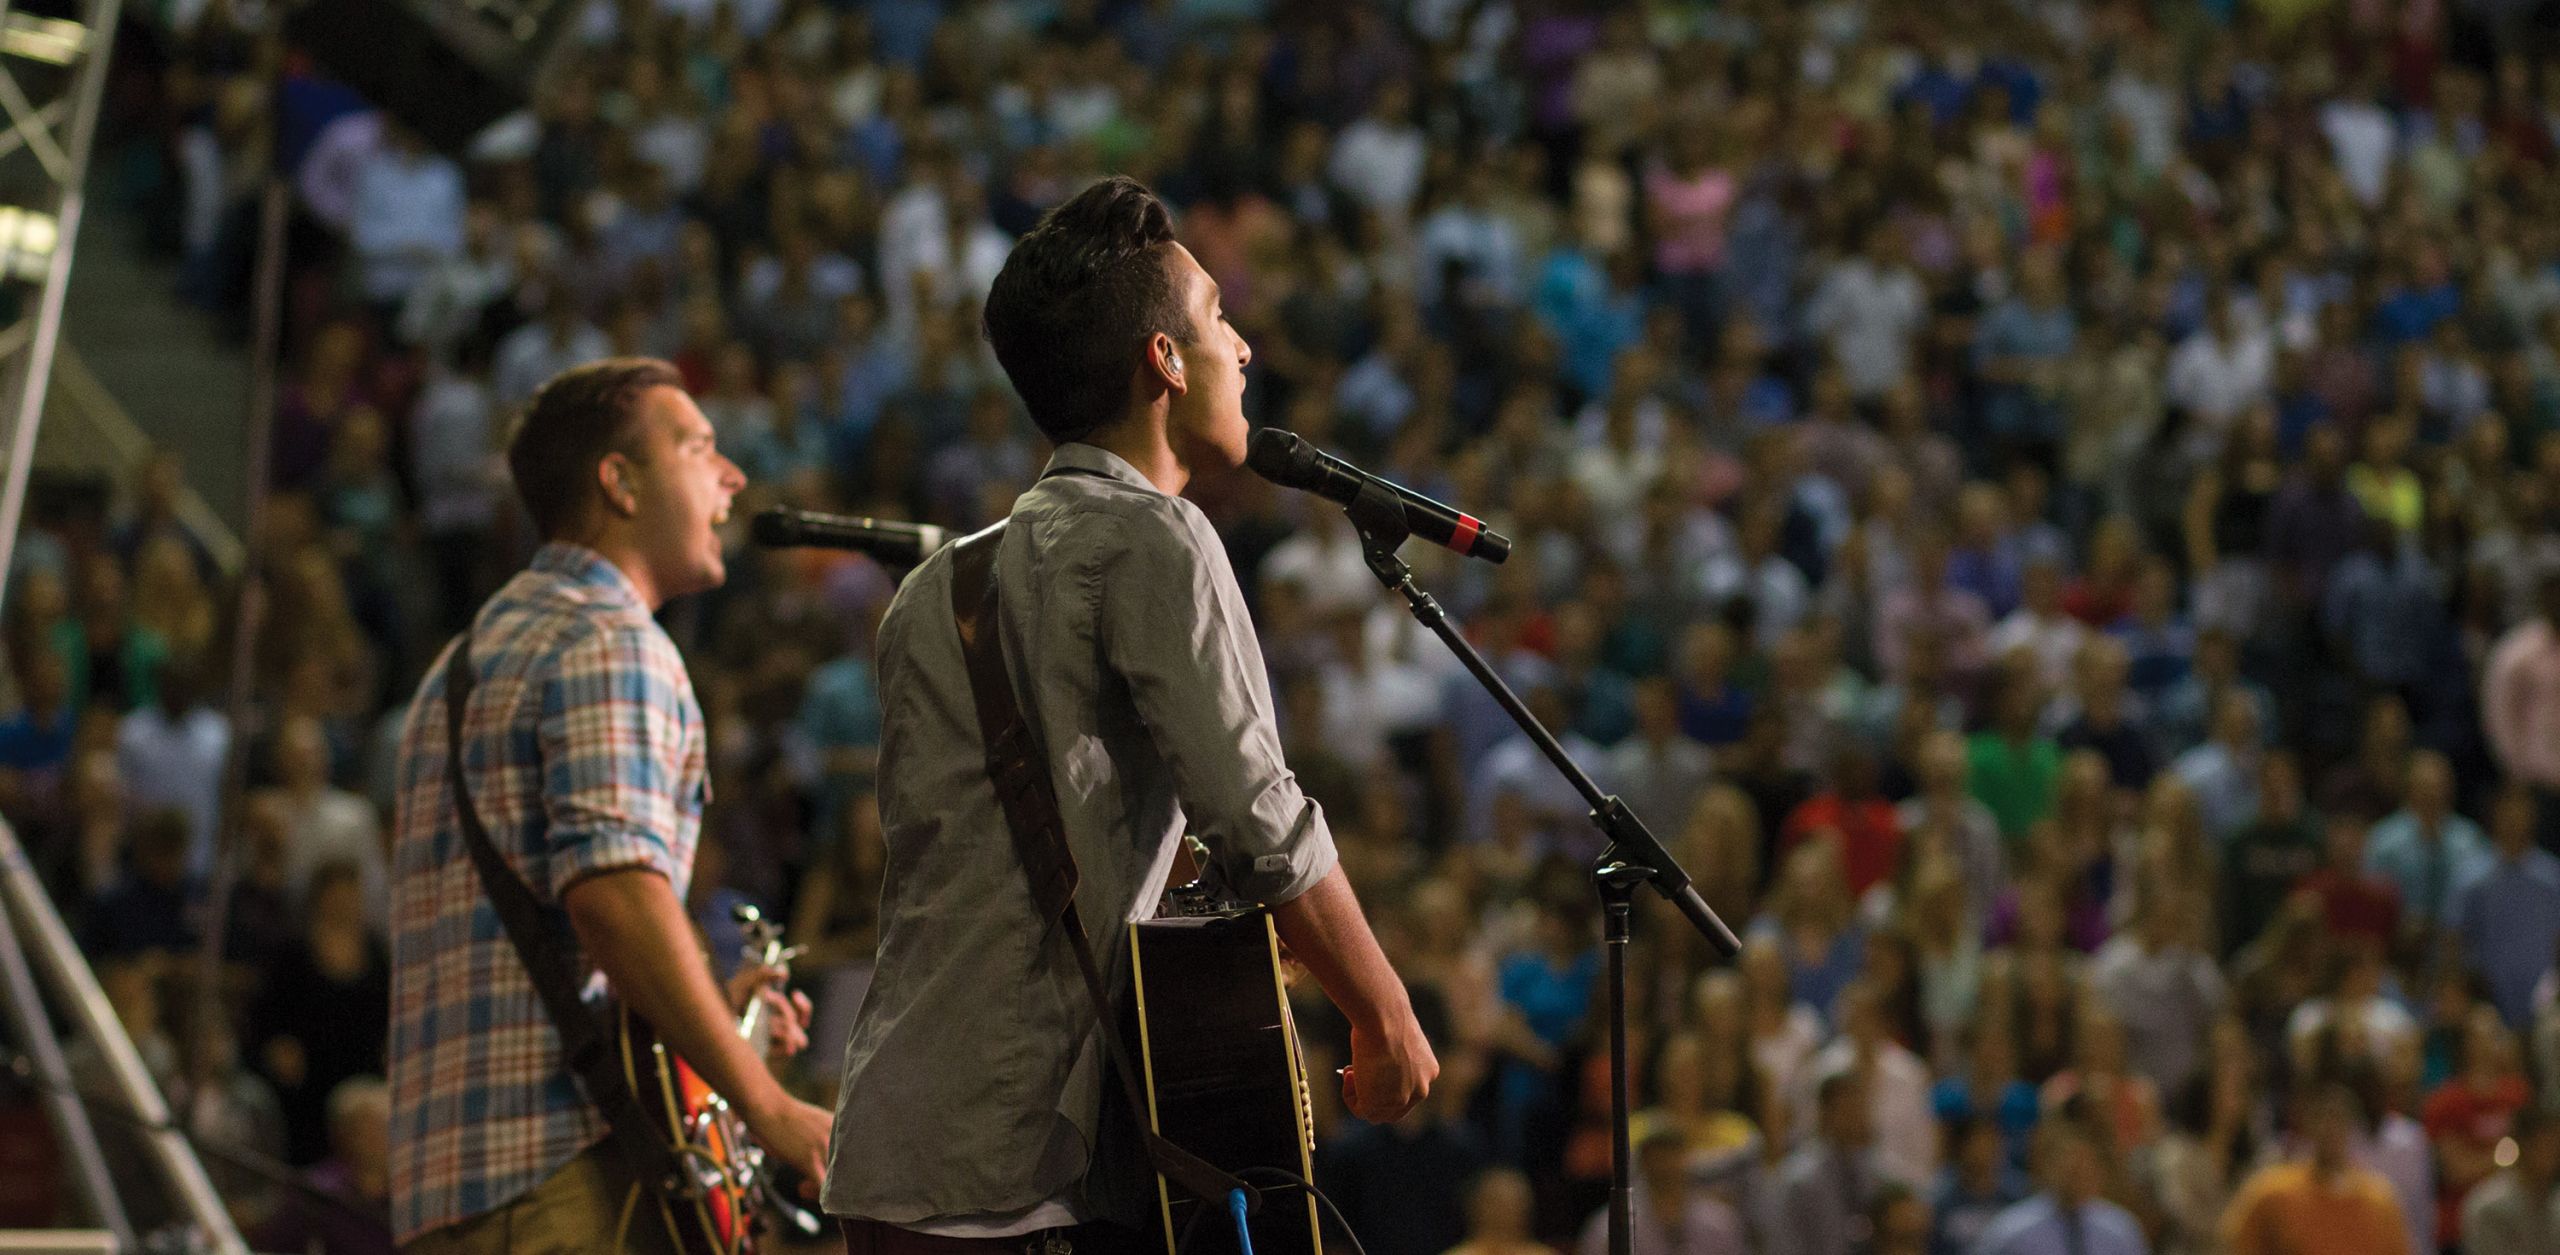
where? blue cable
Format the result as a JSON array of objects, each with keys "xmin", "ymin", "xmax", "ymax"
[{"xmin": 1228, "ymin": 1188, "xmax": 1255, "ymax": 1255}]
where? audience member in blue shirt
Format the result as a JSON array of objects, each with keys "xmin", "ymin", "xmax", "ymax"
[
  {"xmin": 2112, "ymin": 568, "xmax": 2198, "ymax": 705},
  {"xmin": 1443, "ymin": 595, "xmax": 1559, "ymax": 775},
  {"xmin": 823, "ymin": 292, "xmax": 913, "ymax": 451},
  {"xmin": 1948, "ymin": 486, "xmax": 2026, "ymax": 618},
  {"xmin": 2273, "ymin": 365, "xmax": 2333, "ymax": 455},
  {"xmin": 85, "ymin": 807, "xmax": 203, "ymax": 959},
  {"xmin": 1978, "ymin": 58, "xmax": 2045, "ymax": 123},
  {"xmin": 2457, "ymin": 785, "xmax": 2560, "ymax": 1028},
  {"xmin": 1721, "ymin": 187, "xmax": 1801, "ymax": 347},
  {"xmin": 1932, "ymin": 1116, "xmax": 2030, "ymax": 1255},
  {"xmin": 2372, "ymin": 275, "xmax": 2461, "ymax": 345},
  {"xmin": 1896, "ymin": 59, "xmax": 1977, "ymax": 128},
  {"xmin": 1555, "ymin": 606, "xmax": 1637, "ymax": 747},
  {"xmin": 2170, "ymin": 691, "xmax": 2264, "ymax": 842},
  {"xmin": 1494, "ymin": 888, "xmax": 1601, "ymax": 1163},
  {"xmin": 0, "ymin": 645, "xmax": 77, "ymax": 773},
  {"xmin": 1675, "ymin": 622, "xmax": 1756, "ymax": 747},
  {"xmin": 1750, "ymin": 840, "xmax": 1869, "ymax": 1026},
  {"xmin": 2320, "ymin": 518, "xmax": 2450, "ymax": 693},
  {"xmin": 867, "ymin": 0, "xmax": 947, "ymax": 67},
  {"xmin": 1933, "ymin": 1020, "xmax": 2045, "ymax": 1172},
  {"xmin": 1970, "ymin": 1108, "xmax": 2149, "ymax": 1255},
  {"xmin": 2364, "ymin": 751, "xmax": 2494, "ymax": 931},
  {"xmin": 1974, "ymin": 254, "xmax": 2078, "ymax": 449},
  {"xmin": 1536, "ymin": 241, "xmax": 1647, "ymax": 404},
  {"xmin": 2187, "ymin": 72, "xmax": 2252, "ymax": 152}
]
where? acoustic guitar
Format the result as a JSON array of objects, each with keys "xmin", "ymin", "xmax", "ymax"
[
  {"xmin": 1123, "ymin": 901, "xmax": 1324, "ymax": 1255},
  {"xmin": 616, "ymin": 903, "xmax": 823, "ymax": 1255}
]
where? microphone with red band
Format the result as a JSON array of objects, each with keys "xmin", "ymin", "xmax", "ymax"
[{"xmin": 1244, "ymin": 428, "xmax": 1511, "ymax": 564}]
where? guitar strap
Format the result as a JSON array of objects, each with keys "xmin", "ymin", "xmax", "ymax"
[
  {"xmin": 442, "ymin": 630, "xmax": 689, "ymax": 1203},
  {"xmin": 946, "ymin": 522, "xmax": 1253, "ymax": 1214}
]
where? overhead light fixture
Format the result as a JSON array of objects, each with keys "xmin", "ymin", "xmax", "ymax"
[
  {"xmin": 0, "ymin": 16, "xmax": 86, "ymax": 67},
  {"xmin": 0, "ymin": 206, "xmax": 59, "ymax": 281}
]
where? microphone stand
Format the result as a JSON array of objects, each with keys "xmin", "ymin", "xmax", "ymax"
[{"xmin": 1337, "ymin": 479, "xmax": 1741, "ymax": 1255}]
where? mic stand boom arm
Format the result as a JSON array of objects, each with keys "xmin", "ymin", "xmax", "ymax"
[{"xmin": 1336, "ymin": 478, "xmax": 1740, "ymax": 1255}]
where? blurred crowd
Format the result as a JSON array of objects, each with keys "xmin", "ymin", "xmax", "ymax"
[{"xmin": 11, "ymin": 0, "xmax": 2560, "ymax": 1252}]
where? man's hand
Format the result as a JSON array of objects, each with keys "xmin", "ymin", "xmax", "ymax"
[
  {"xmin": 564, "ymin": 870, "xmax": 828, "ymax": 1193},
  {"xmin": 1270, "ymin": 867, "xmax": 1440, "ymax": 1125},
  {"xmin": 740, "ymin": 1090, "xmax": 834, "ymax": 1189},
  {"xmin": 723, "ymin": 962, "xmax": 814, "ymax": 1058},
  {"xmin": 1341, "ymin": 1011, "xmax": 1438, "ymax": 1125}
]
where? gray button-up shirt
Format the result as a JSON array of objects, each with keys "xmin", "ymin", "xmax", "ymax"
[{"xmin": 823, "ymin": 443, "xmax": 1339, "ymax": 1226}]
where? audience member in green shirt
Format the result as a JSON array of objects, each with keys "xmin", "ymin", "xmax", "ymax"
[{"xmin": 1967, "ymin": 669, "xmax": 2062, "ymax": 845}]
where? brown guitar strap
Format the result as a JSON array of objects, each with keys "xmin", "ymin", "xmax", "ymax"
[
  {"xmin": 946, "ymin": 523, "xmax": 1253, "ymax": 1213},
  {"xmin": 442, "ymin": 631, "xmax": 689, "ymax": 1200}
]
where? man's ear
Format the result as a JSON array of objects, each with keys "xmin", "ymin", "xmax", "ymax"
[
  {"xmin": 597, "ymin": 453, "xmax": 638, "ymax": 518},
  {"xmin": 1151, "ymin": 333, "xmax": 1185, "ymax": 393}
]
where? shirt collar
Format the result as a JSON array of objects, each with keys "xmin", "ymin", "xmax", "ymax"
[
  {"xmin": 531, "ymin": 542, "xmax": 646, "ymax": 610},
  {"xmin": 1041, "ymin": 442, "xmax": 1160, "ymax": 495}
]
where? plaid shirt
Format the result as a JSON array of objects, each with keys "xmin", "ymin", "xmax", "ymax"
[{"xmin": 387, "ymin": 544, "xmax": 706, "ymax": 1242}]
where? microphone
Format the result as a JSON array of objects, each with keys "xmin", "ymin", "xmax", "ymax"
[
  {"xmin": 1245, "ymin": 428, "xmax": 1510, "ymax": 564},
  {"xmin": 749, "ymin": 507, "xmax": 949, "ymax": 567}
]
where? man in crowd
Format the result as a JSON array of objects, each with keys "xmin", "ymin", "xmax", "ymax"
[
  {"xmin": 2222, "ymin": 1084, "xmax": 2412, "ymax": 1255},
  {"xmin": 1767, "ymin": 1070, "xmax": 1885, "ymax": 1255},
  {"xmin": 1971, "ymin": 1109, "xmax": 2149, "ymax": 1255}
]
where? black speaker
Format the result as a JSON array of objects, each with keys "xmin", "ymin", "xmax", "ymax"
[{"xmin": 283, "ymin": 0, "xmax": 576, "ymax": 154}]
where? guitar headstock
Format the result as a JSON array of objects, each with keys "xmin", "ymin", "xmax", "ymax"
[{"xmin": 734, "ymin": 903, "xmax": 791, "ymax": 972}]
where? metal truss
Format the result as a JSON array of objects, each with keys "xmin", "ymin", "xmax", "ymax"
[
  {"xmin": 0, "ymin": 4, "xmax": 249, "ymax": 1252},
  {"xmin": 0, "ymin": 0, "xmax": 122, "ymax": 614}
]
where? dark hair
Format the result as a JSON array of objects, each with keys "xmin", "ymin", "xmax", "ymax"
[
  {"xmin": 1947, "ymin": 1111, "xmax": 2007, "ymax": 1151},
  {"xmin": 506, "ymin": 357, "xmax": 684, "ymax": 539},
  {"xmin": 981, "ymin": 176, "xmax": 1191, "ymax": 445}
]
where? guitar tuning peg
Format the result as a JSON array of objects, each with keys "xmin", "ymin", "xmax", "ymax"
[{"xmin": 731, "ymin": 903, "xmax": 764, "ymax": 926}]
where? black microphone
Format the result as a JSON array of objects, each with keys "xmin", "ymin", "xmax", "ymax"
[
  {"xmin": 749, "ymin": 507, "xmax": 949, "ymax": 567},
  {"xmin": 1245, "ymin": 428, "xmax": 1511, "ymax": 564}
]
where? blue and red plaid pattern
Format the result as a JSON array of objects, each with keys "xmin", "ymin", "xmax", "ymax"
[{"xmin": 387, "ymin": 544, "xmax": 707, "ymax": 1243}]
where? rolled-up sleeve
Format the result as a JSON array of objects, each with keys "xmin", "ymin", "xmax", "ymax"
[
  {"xmin": 1097, "ymin": 497, "xmax": 1337, "ymax": 905},
  {"xmin": 536, "ymin": 623, "xmax": 696, "ymax": 895}
]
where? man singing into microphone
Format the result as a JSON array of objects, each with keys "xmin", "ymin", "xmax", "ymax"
[{"xmin": 823, "ymin": 177, "xmax": 1438, "ymax": 1251}]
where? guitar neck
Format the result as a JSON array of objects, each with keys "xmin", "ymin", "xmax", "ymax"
[{"xmin": 735, "ymin": 937, "xmax": 788, "ymax": 1056}]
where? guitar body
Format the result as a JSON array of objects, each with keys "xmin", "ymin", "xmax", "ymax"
[
  {"xmin": 619, "ymin": 1008, "xmax": 759, "ymax": 1255},
  {"xmin": 1123, "ymin": 908, "xmax": 1322, "ymax": 1255},
  {"xmin": 611, "ymin": 906, "xmax": 805, "ymax": 1255}
]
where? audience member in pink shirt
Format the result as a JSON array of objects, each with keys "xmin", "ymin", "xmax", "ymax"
[{"xmin": 1645, "ymin": 125, "xmax": 1735, "ymax": 348}]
